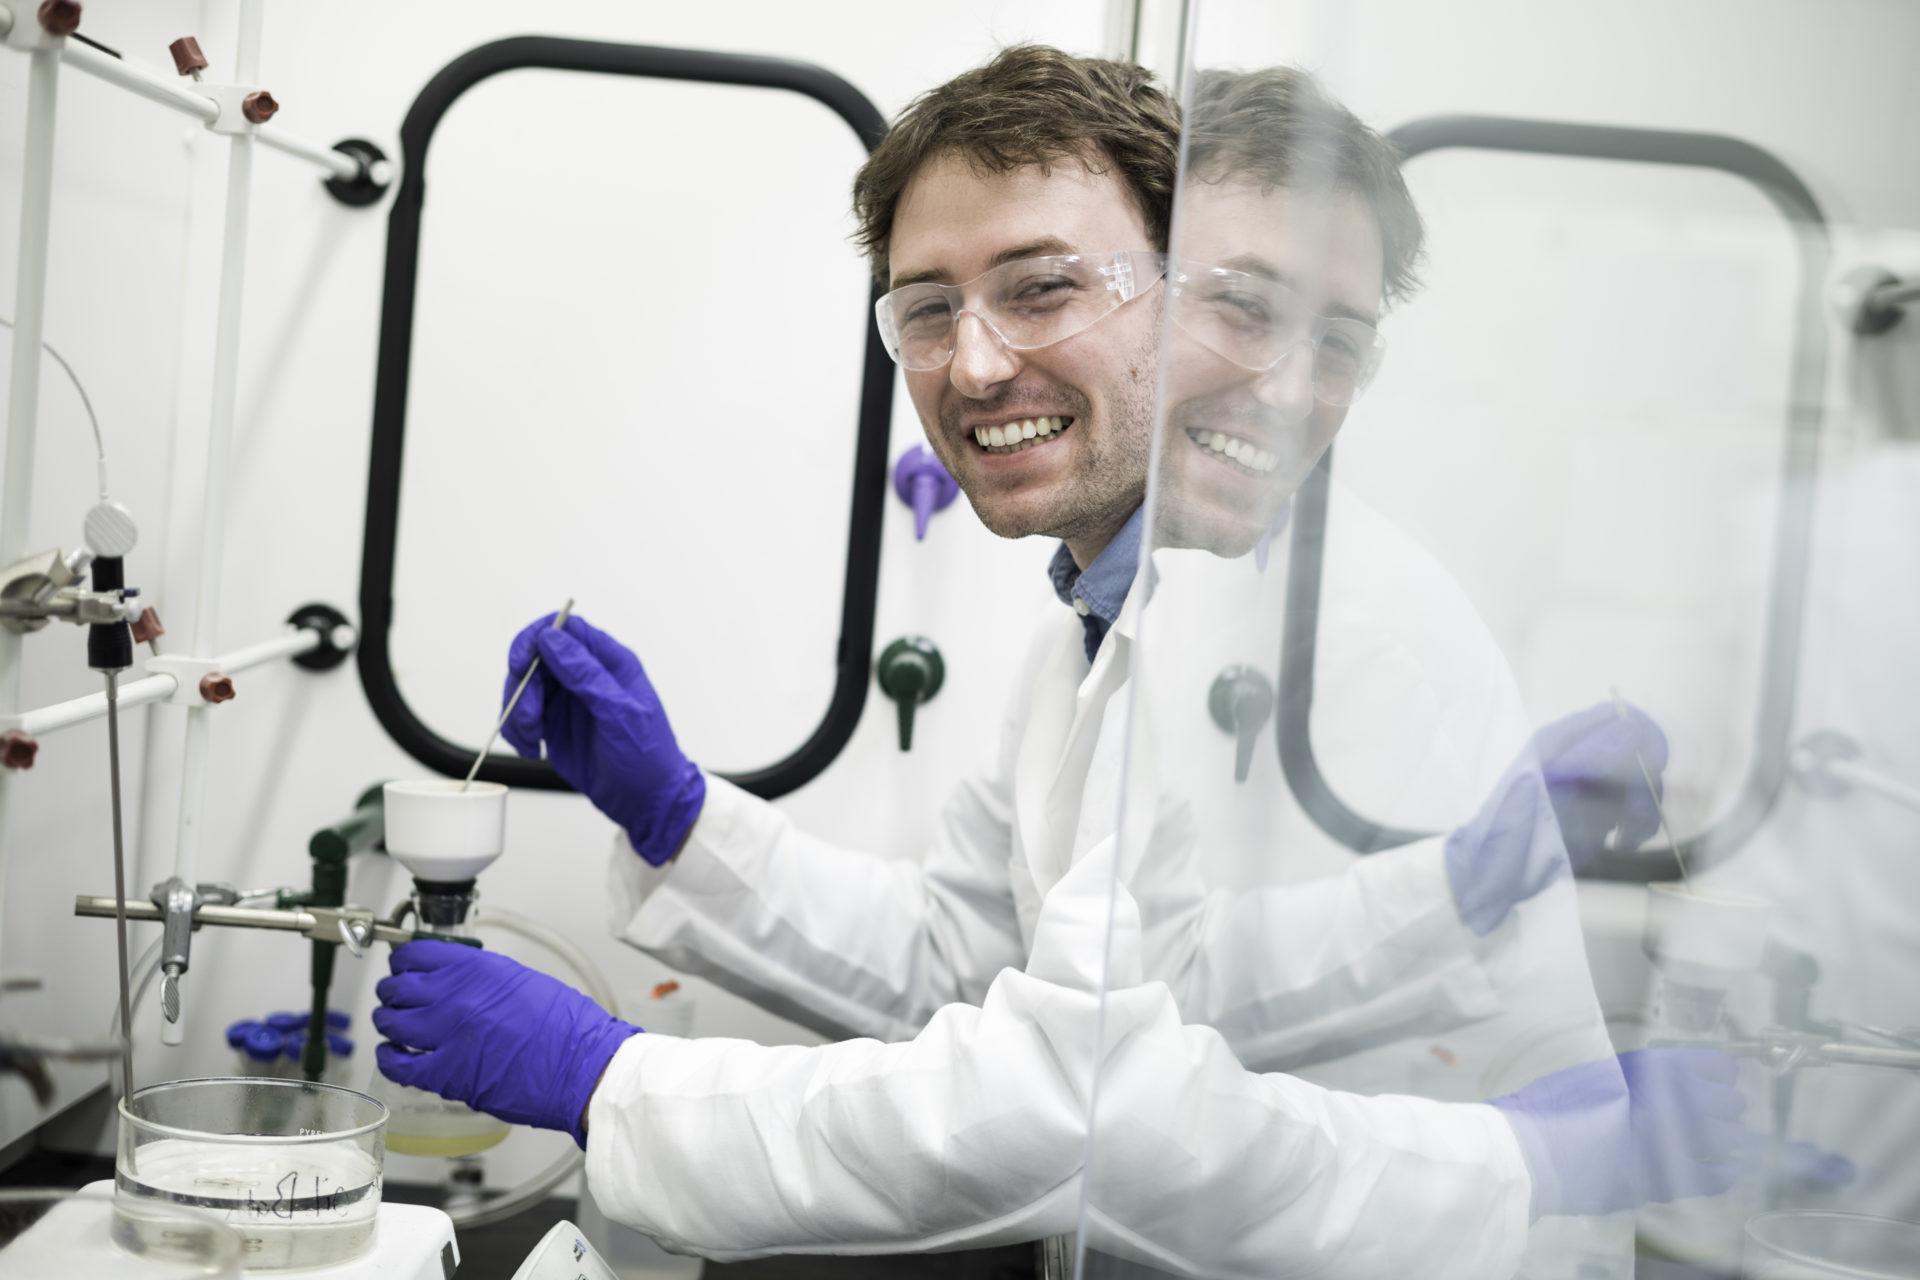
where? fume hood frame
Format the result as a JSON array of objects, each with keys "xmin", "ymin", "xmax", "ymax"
[
  {"xmin": 1276, "ymin": 116, "xmax": 1830, "ymax": 882},
  {"xmin": 357, "ymin": 36, "xmax": 893, "ymax": 800}
]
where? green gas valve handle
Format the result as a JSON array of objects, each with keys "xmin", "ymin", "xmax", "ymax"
[
  {"xmin": 1208, "ymin": 665, "xmax": 1275, "ymax": 783},
  {"xmin": 877, "ymin": 636, "xmax": 945, "ymax": 752}
]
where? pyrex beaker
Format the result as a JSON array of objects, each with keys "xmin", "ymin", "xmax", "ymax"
[
  {"xmin": 117, "ymin": 1077, "xmax": 386, "ymax": 1270},
  {"xmin": 1743, "ymin": 1211, "xmax": 1920, "ymax": 1278}
]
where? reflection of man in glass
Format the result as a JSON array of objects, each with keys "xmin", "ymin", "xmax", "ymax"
[
  {"xmin": 1096, "ymin": 66, "xmax": 1798, "ymax": 1268},
  {"xmin": 1153, "ymin": 68, "xmax": 1415, "ymax": 558}
]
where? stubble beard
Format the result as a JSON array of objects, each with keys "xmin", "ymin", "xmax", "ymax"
[{"xmin": 938, "ymin": 328, "xmax": 1159, "ymax": 548}]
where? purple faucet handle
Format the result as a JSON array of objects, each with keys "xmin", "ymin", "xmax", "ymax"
[{"xmin": 892, "ymin": 445, "xmax": 960, "ymax": 541}]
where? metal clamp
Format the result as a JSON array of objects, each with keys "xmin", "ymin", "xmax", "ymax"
[
  {"xmin": 200, "ymin": 79, "xmax": 276, "ymax": 135},
  {"xmin": 145, "ymin": 654, "xmax": 233, "ymax": 707},
  {"xmin": 74, "ymin": 894, "xmax": 481, "ymax": 951},
  {"xmin": 0, "ymin": 548, "xmax": 127, "ymax": 635}
]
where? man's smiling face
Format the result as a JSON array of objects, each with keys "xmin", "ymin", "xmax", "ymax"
[
  {"xmin": 888, "ymin": 151, "xmax": 1165, "ymax": 564},
  {"xmin": 1154, "ymin": 180, "xmax": 1386, "ymax": 557}
]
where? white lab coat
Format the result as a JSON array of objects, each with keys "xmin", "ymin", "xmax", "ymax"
[{"xmin": 582, "ymin": 489, "xmax": 1592, "ymax": 1275}]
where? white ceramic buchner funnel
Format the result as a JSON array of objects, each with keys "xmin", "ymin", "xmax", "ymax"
[{"xmin": 383, "ymin": 780, "xmax": 507, "ymax": 883}]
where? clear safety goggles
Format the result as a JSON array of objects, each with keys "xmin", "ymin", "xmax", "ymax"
[
  {"xmin": 875, "ymin": 250, "xmax": 1168, "ymax": 372},
  {"xmin": 1169, "ymin": 262, "xmax": 1387, "ymax": 407}
]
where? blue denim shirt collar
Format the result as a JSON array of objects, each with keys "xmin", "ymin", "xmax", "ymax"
[{"xmin": 1048, "ymin": 505, "xmax": 1144, "ymax": 664}]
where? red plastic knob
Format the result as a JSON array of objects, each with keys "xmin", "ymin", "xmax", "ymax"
[
  {"xmin": 37, "ymin": 1, "xmax": 82, "ymax": 37},
  {"xmin": 241, "ymin": 91, "xmax": 279, "ymax": 124},
  {"xmin": 0, "ymin": 731, "xmax": 39, "ymax": 770},
  {"xmin": 168, "ymin": 36, "xmax": 208, "ymax": 77}
]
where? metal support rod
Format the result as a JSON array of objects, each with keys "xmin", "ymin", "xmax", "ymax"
[
  {"xmin": 7, "ymin": 625, "xmax": 321, "ymax": 737},
  {"xmin": 1824, "ymin": 757, "xmax": 1920, "ymax": 815},
  {"xmin": 1727, "ymin": 1037, "xmax": 1920, "ymax": 1073},
  {"xmin": 73, "ymin": 895, "xmax": 441, "ymax": 950},
  {"xmin": 0, "ymin": 40, "xmax": 63, "ymax": 972},
  {"xmin": 212, "ymin": 625, "xmax": 322, "ymax": 674},
  {"xmin": 166, "ymin": 41, "xmax": 263, "ymax": 1032},
  {"xmin": 104, "ymin": 672, "xmax": 136, "ymax": 1097},
  {"xmin": 48, "ymin": 26, "xmax": 360, "ymax": 182}
]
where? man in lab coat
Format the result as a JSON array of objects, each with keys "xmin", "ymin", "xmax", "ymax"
[{"xmin": 372, "ymin": 50, "xmax": 1732, "ymax": 1275}]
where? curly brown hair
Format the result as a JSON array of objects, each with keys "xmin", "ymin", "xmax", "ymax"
[{"xmin": 850, "ymin": 45, "xmax": 1181, "ymax": 282}]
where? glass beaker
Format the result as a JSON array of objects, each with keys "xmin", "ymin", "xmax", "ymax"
[
  {"xmin": 117, "ymin": 1077, "xmax": 386, "ymax": 1270},
  {"xmin": 0, "ymin": 1185, "xmax": 243, "ymax": 1278},
  {"xmin": 1743, "ymin": 1211, "xmax": 1920, "ymax": 1278},
  {"xmin": 370, "ymin": 1075, "xmax": 511, "ymax": 1157}
]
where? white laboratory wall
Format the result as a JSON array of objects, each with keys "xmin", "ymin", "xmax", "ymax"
[{"xmin": 2, "ymin": 0, "xmax": 1915, "ymax": 1204}]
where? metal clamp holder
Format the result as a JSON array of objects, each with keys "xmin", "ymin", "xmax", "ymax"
[
  {"xmin": 146, "ymin": 653, "xmax": 232, "ymax": 706},
  {"xmin": 74, "ymin": 893, "xmax": 481, "ymax": 951},
  {"xmin": 200, "ymin": 79, "xmax": 275, "ymax": 135},
  {"xmin": 2, "ymin": 2, "xmax": 77, "ymax": 53}
]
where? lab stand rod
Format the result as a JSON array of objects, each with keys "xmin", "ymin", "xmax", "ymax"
[
  {"xmin": 1825, "ymin": 757, "xmax": 1920, "ymax": 816},
  {"xmin": 214, "ymin": 626, "xmax": 322, "ymax": 674},
  {"xmin": 73, "ymin": 896, "xmax": 445, "ymax": 950},
  {"xmin": 15, "ymin": 672, "xmax": 174, "ymax": 736},
  {"xmin": 0, "ymin": 41, "xmax": 63, "ymax": 965},
  {"xmin": 41, "ymin": 22, "xmax": 360, "ymax": 183},
  {"xmin": 2, "ymin": 43, "xmax": 59, "ymax": 652},
  {"xmin": 160, "ymin": 78, "xmax": 260, "ymax": 1036},
  {"xmin": 8, "ymin": 625, "xmax": 322, "ymax": 738},
  {"xmin": 1727, "ymin": 1038, "xmax": 1920, "ymax": 1073},
  {"xmin": 1873, "ymin": 278, "xmax": 1920, "ymax": 311}
]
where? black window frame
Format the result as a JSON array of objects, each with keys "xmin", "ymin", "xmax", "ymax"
[
  {"xmin": 1275, "ymin": 116, "xmax": 1830, "ymax": 881},
  {"xmin": 356, "ymin": 36, "xmax": 895, "ymax": 798}
]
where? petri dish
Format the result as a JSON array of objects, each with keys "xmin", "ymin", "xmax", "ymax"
[
  {"xmin": 1743, "ymin": 1211, "xmax": 1920, "ymax": 1279},
  {"xmin": 117, "ymin": 1077, "xmax": 386, "ymax": 1271},
  {"xmin": 0, "ymin": 1184, "xmax": 243, "ymax": 1278}
]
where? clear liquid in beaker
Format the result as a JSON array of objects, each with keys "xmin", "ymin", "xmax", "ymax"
[{"xmin": 117, "ymin": 1138, "xmax": 379, "ymax": 1270}]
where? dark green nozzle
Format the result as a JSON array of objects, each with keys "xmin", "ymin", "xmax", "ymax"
[
  {"xmin": 877, "ymin": 637, "xmax": 945, "ymax": 752},
  {"xmin": 1208, "ymin": 666, "xmax": 1275, "ymax": 784}
]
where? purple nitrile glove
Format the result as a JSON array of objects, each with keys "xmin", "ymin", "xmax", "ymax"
[
  {"xmin": 1492, "ymin": 1048, "xmax": 1747, "ymax": 1218},
  {"xmin": 373, "ymin": 940, "xmax": 640, "ymax": 1147},
  {"xmin": 502, "ymin": 613, "xmax": 706, "ymax": 866},
  {"xmin": 1447, "ymin": 701, "xmax": 1669, "ymax": 935}
]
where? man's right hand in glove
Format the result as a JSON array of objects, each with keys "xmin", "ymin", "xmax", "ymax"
[{"xmin": 502, "ymin": 613, "xmax": 705, "ymax": 866}]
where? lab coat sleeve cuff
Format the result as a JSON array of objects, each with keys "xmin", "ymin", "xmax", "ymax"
[
  {"xmin": 1472, "ymin": 1100, "xmax": 1538, "ymax": 1272},
  {"xmin": 1368, "ymin": 836, "xmax": 1502, "ymax": 1010},
  {"xmin": 582, "ymin": 1032, "xmax": 672, "ymax": 1243},
  {"xmin": 607, "ymin": 770, "xmax": 745, "ymax": 928}
]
